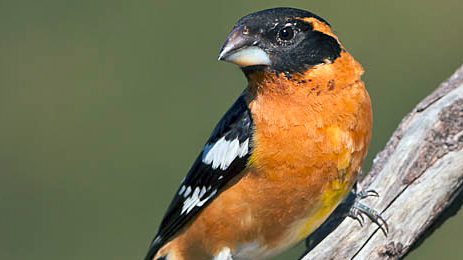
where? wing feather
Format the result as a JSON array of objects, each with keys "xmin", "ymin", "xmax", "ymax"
[{"xmin": 145, "ymin": 93, "xmax": 253, "ymax": 260}]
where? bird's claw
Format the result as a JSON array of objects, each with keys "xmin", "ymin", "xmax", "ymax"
[
  {"xmin": 348, "ymin": 189, "xmax": 389, "ymax": 236},
  {"xmin": 357, "ymin": 189, "xmax": 379, "ymax": 199}
]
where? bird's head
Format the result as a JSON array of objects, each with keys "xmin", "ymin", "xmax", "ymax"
[{"xmin": 218, "ymin": 7, "xmax": 343, "ymax": 75}]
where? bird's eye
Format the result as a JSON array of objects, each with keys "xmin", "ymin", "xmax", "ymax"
[{"xmin": 278, "ymin": 26, "xmax": 295, "ymax": 41}]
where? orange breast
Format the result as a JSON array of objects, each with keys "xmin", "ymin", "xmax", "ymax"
[
  {"xmin": 246, "ymin": 54, "xmax": 372, "ymax": 243},
  {"xmin": 159, "ymin": 52, "xmax": 372, "ymax": 259}
]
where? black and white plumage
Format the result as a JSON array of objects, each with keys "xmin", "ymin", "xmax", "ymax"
[{"xmin": 145, "ymin": 93, "xmax": 253, "ymax": 260}]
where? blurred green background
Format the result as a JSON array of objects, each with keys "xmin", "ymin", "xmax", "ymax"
[{"xmin": 1, "ymin": 0, "xmax": 462, "ymax": 259}]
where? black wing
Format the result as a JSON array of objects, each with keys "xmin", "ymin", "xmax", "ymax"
[{"xmin": 145, "ymin": 93, "xmax": 253, "ymax": 260}]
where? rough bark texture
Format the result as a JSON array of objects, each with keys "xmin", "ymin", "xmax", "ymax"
[{"xmin": 302, "ymin": 65, "xmax": 463, "ymax": 260}]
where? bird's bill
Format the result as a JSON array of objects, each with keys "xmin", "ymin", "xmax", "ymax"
[
  {"xmin": 218, "ymin": 27, "xmax": 271, "ymax": 67},
  {"xmin": 218, "ymin": 46, "xmax": 271, "ymax": 67}
]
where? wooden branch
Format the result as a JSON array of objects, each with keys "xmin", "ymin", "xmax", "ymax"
[{"xmin": 301, "ymin": 65, "xmax": 463, "ymax": 259}]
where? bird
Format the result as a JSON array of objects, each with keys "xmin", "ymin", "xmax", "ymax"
[{"xmin": 145, "ymin": 7, "xmax": 379, "ymax": 260}]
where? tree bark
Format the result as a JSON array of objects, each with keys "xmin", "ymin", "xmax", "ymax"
[{"xmin": 301, "ymin": 65, "xmax": 463, "ymax": 259}]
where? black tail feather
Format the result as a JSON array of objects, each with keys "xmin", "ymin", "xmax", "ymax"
[{"xmin": 144, "ymin": 236, "xmax": 163, "ymax": 260}]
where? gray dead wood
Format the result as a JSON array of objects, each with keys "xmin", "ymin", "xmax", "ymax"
[{"xmin": 302, "ymin": 65, "xmax": 463, "ymax": 260}]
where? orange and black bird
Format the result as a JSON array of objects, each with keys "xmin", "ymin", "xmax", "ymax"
[{"xmin": 145, "ymin": 7, "xmax": 383, "ymax": 260}]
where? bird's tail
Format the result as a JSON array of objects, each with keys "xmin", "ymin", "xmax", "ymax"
[{"xmin": 144, "ymin": 236, "xmax": 164, "ymax": 260}]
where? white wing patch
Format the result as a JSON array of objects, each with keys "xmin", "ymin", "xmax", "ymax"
[
  {"xmin": 181, "ymin": 186, "xmax": 218, "ymax": 214},
  {"xmin": 178, "ymin": 185, "xmax": 186, "ymax": 195},
  {"xmin": 180, "ymin": 186, "xmax": 192, "ymax": 197},
  {"xmin": 202, "ymin": 137, "xmax": 249, "ymax": 170},
  {"xmin": 213, "ymin": 247, "xmax": 233, "ymax": 260}
]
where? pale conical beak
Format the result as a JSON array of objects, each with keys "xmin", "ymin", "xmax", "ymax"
[{"xmin": 218, "ymin": 26, "xmax": 271, "ymax": 67}]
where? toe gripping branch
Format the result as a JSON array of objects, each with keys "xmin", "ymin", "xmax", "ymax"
[
  {"xmin": 303, "ymin": 184, "xmax": 388, "ymax": 256},
  {"xmin": 349, "ymin": 189, "xmax": 389, "ymax": 235}
]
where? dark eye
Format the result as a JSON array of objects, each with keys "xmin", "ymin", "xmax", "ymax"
[{"xmin": 278, "ymin": 26, "xmax": 295, "ymax": 41}]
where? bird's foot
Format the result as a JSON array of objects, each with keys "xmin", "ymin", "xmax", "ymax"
[{"xmin": 349, "ymin": 189, "xmax": 389, "ymax": 236}]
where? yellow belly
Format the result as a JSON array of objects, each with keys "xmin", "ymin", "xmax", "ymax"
[
  {"xmin": 247, "ymin": 179, "xmax": 353, "ymax": 259},
  {"xmin": 292, "ymin": 179, "xmax": 351, "ymax": 242}
]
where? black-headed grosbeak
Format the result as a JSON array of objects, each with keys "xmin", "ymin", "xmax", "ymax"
[{"xmin": 145, "ymin": 7, "xmax": 376, "ymax": 260}]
